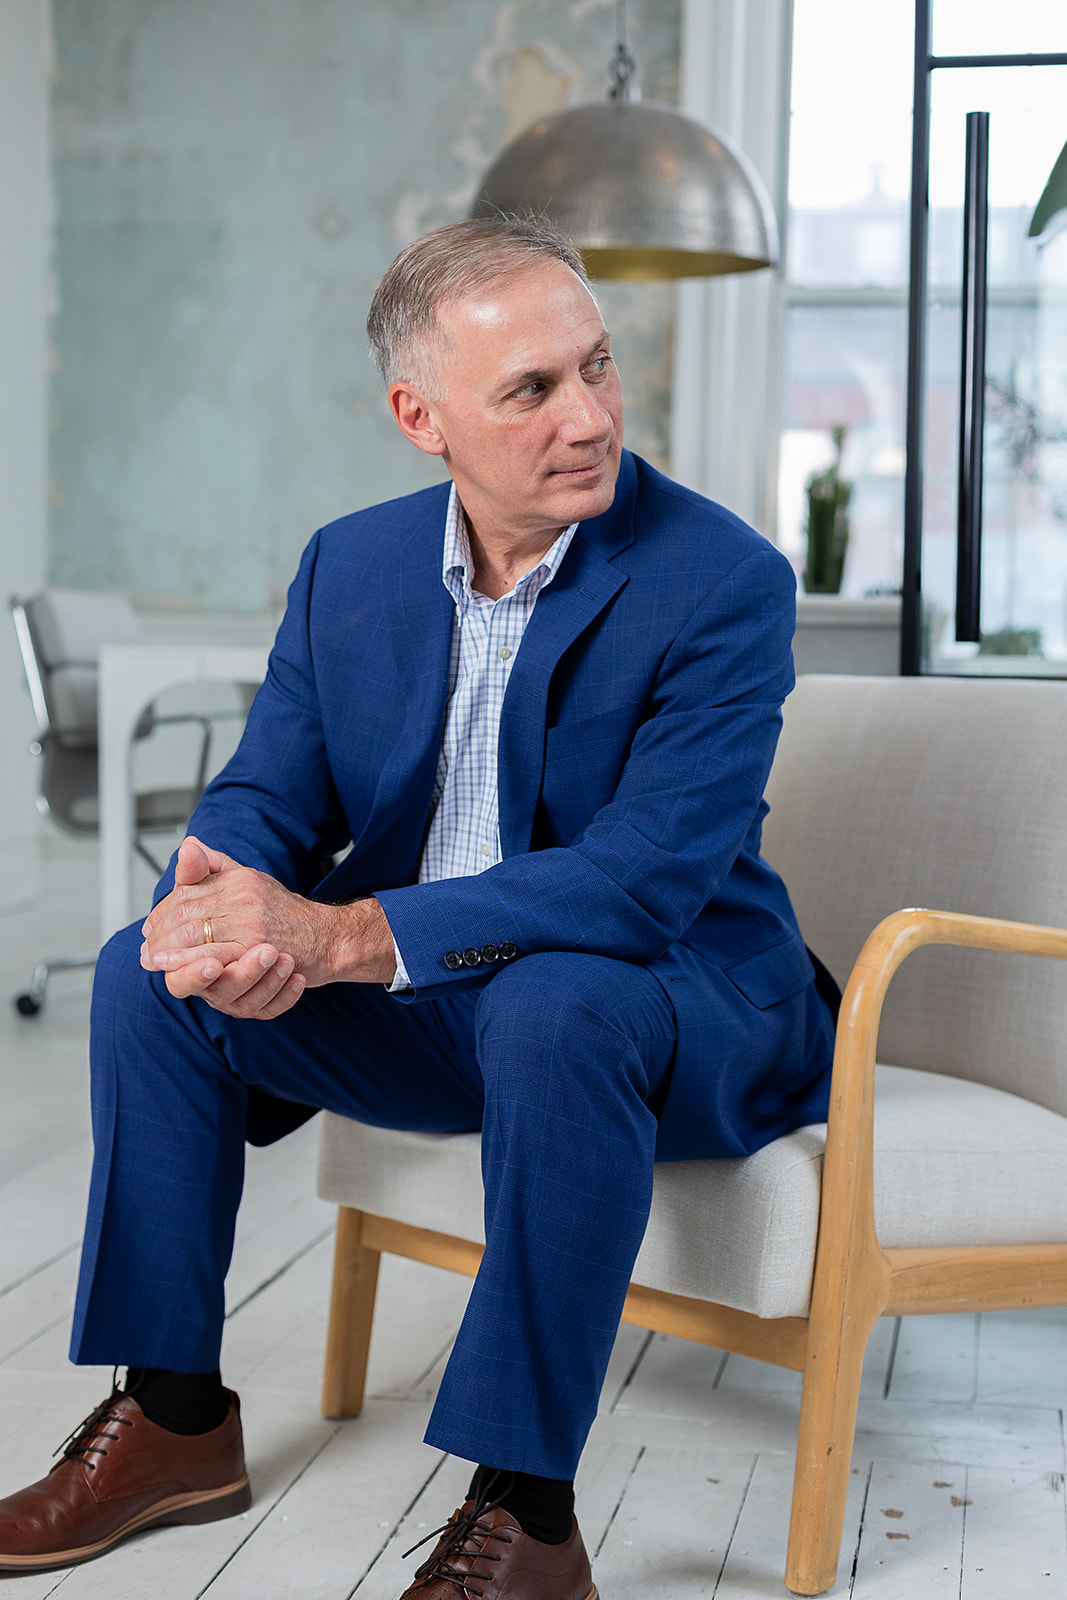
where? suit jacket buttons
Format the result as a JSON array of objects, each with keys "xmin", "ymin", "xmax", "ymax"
[{"xmin": 446, "ymin": 943, "xmax": 516, "ymax": 970}]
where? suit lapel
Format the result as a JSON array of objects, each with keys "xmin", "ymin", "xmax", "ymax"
[
  {"xmin": 319, "ymin": 488, "xmax": 454, "ymax": 901},
  {"xmin": 497, "ymin": 453, "xmax": 637, "ymax": 856},
  {"xmin": 382, "ymin": 487, "xmax": 456, "ymax": 739}
]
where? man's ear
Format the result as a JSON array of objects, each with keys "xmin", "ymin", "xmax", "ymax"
[{"xmin": 389, "ymin": 382, "xmax": 447, "ymax": 457}]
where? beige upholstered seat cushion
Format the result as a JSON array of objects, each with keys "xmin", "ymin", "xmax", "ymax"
[
  {"xmin": 317, "ymin": 1063, "xmax": 1067, "ymax": 1322},
  {"xmin": 319, "ymin": 1119, "xmax": 487, "ymax": 1247}
]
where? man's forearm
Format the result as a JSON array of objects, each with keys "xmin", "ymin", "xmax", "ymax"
[{"xmin": 323, "ymin": 896, "xmax": 398, "ymax": 986}]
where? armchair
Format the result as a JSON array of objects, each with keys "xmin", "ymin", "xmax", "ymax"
[{"xmin": 315, "ymin": 673, "xmax": 1067, "ymax": 1594}]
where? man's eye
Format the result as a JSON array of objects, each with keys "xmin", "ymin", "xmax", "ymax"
[
  {"xmin": 512, "ymin": 381, "xmax": 544, "ymax": 400},
  {"xmin": 586, "ymin": 355, "xmax": 612, "ymax": 377}
]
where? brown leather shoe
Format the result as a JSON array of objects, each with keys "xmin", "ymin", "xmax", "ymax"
[
  {"xmin": 400, "ymin": 1498, "xmax": 597, "ymax": 1599},
  {"xmin": 0, "ymin": 1386, "xmax": 251, "ymax": 1572}
]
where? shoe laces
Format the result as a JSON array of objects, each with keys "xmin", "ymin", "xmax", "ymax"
[
  {"xmin": 53, "ymin": 1371, "xmax": 134, "ymax": 1471},
  {"xmin": 402, "ymin": 1473, "xmax": 515, "ymax": 1597}
]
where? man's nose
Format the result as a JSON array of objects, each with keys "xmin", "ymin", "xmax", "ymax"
[{"xmin": 557, "ymin": 381, "xmax": 615, "ymax": 443}]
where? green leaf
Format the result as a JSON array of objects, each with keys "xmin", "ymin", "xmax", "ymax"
[{"xmin": 1029, "ymin": 139, "xmax": 1067, "ymax": 239}]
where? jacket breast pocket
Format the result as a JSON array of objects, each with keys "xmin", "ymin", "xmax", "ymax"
[{"xmin": 721, "ymin": 936, "xmax": 815, "ymax": 1010}]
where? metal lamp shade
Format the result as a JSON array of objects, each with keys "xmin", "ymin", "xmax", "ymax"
[{"xmin": 471, "ymin": 100, "xmax": 780, "ymax": 280}]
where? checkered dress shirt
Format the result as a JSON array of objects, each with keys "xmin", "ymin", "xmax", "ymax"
[{"xmin": 389, "ymin": 484, "xmax": 577, "ymax": 990}]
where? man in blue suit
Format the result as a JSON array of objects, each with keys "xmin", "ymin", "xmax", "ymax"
[{"xmin": 0, "ymin": 217, "xmax": 835, "ymax": 1597}]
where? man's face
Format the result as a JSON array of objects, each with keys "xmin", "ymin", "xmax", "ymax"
[{"xmin": 391, "ymin": 259, "xmax": 624, "ymax": 544}]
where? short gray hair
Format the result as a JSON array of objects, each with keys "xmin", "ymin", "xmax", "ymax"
[{"xmin": 367, "ymin": 215, "xmax": 590, "ymax": 399}]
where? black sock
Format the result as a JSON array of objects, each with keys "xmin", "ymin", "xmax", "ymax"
[
  {"xmin": 124, "ymin": 1367, "xmax": 228, "ymax": 1436},
  {"xmin": 467, "ymin": 1465, "xmax": 575, "ymax": 1546}
]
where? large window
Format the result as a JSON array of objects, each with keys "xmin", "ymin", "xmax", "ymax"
[
  {"xmin": 778, "ymin": 0, "xmax": 913, "ymax": 594},
  {"xmin": 778, "ymin": 0, "xmax": 1067, "ymax": 626},
  {"xmin": 922, "ymin": 56, "xmax": 1067, "ymax": 667}
]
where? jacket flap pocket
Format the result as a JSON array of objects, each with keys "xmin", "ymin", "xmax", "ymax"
[{"xmin": 722, "ymin": 936, "xmax": 815, "ymax": 1010}]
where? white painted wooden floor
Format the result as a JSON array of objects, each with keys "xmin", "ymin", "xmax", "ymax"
[{"xmin": 2, "ymin": 835, "xmax": 1066, "ymax": 1598}]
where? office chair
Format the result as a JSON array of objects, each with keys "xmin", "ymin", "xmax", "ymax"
[{"xmin": 10, "ymin": 590, "xmax": 235, "ymax": 1015}]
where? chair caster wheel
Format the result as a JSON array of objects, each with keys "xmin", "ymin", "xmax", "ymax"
[{"xmin": 15, "ymin": 992, "xmax": 42, "ymax": 1016}]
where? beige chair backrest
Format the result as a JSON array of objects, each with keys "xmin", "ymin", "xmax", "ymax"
[{"xmin": 763, "ymin": 674, "xmax": 1067, "ymax": 1117}]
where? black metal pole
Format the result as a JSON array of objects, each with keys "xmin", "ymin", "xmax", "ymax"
[
  {"xmin": 955, "ymin": 111, "xmax": 989, "ymax": 643},
  {"xmin": 900, "ymin": 0, "xmax": 932, "ymax": 675},
  {"xmin": 931, "ymin": 51, "xmax": 1067, "ymax": 69}
]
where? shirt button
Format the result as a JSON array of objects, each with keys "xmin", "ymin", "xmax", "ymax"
[
  {"xmin": 498, "ymin": 646, "xmax": 512, "ymax": 660},
  {"xmin": 481, "ymin": 843, "xmax": 491, "ymax": 857}
]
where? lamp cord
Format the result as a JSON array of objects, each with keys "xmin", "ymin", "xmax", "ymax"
[{"xmin": 609, "ymin": 0, "xmax": 638, "ymax": 102}]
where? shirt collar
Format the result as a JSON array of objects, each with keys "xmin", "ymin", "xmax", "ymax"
[{"xmin": 442, "ymin": 482, "xmax": 578, "ymax": 607}]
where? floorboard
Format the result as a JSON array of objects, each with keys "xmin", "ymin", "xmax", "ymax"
[
  {"xmin": 353, "ymin": 1452, "xmax": 473, "ymax": 1599},
  {"xmin": 0, "ymin": 1152, "xmax": 91, "ymax": 1294},
  {"xmin": 976, "ymin": 1310, "xmax": 1067, "ymax": 1409},
  {"xmin": 960, "ymin": 1466, "xmax": 1067, "ymax": 1598},
  {"xmin": 592, "ymin": 1444, "xmax": 758, "ymax": 1595},
  {"xmin": 0, "ymin": 1253, "xmax": 80, "ymax": 1368},
  {"xmin": 885, "ymin": 1315, "xmax": 979, "ymax": 1405},
  {"xmin": 849, "ymin": 1459, "xmax": 965, "ymax": 1598},
  {"xmin": 199, "ymin": 1401, "xmax": 436, "ymax": 1600}
]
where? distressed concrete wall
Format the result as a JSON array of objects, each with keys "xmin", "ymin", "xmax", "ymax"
[{"xmin": 50, "ymin": 0, "xmax": 680, "ymax": 613}]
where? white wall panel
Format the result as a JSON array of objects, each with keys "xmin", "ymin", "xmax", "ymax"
[
  {"xmin": 0, "ymin": 0, "xmax": 52, "ymax": 909},
  {"xmin": 671, "ymin": 0, "xmax": 792, "ymax": 538}
]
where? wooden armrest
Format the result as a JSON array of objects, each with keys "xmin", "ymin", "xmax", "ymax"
[
  {"xmin": 851, "ymin": 906, "xmax": 1067, "ymax": 983},
  {"xmin": 834, "ymin": 906, "xmax": 1067, "ymax": 1100},
  {"xmin": 818, "ymin": 907, "xmax": 1067, "ymax": 1277}
]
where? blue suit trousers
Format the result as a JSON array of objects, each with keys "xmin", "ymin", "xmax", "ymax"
[{"xmin": 72, "ymin": 924, "xmax": 832, "ymax": 1477}]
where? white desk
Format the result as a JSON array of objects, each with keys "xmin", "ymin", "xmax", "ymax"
[{"xmin": 99, "ymin": 640, "xmax": 270, "ymax": 942}]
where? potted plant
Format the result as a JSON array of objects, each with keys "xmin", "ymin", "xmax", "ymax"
[{"xmin": 803, "ymin": 424, "xmax": 851, "ymax": 594}]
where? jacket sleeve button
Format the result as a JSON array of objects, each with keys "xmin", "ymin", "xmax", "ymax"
[
  {"xmin": 498, "ymin": 941, "xmax": 518, "ymax": 960},
  {"xmin": 480, "ymin": 944, "xmax": 499, "ymax": 963},
  {"xmin": 444, "ymin": 950, "xmax": 464, "ymax": 971},
  {"xmin": 462, "ymin": 947, "xmax": 482, "ymax": 967}
]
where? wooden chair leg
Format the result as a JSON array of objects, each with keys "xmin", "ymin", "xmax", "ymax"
[
  {"xmin": 784, "ymin": 1299, "xmax": 881, "ymax": 1595},
  {"xmin": 320, "ymin": 1206, "xmax": 381, "ymax": 1419}
]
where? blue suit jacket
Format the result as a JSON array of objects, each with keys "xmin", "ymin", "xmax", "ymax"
[{"xmin": 181, "ymin": 452, "xmax": 832, "ymax": 1157}]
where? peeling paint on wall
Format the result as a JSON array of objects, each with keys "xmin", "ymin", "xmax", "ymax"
[
  {"xmin": 501, "ymin": 45, "xmax": 577, "ymax": 141},
  {"xmin": 50, "ymin": 0, "xmax": 680, "ymax": 611}
]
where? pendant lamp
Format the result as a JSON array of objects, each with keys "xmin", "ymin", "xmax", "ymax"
[{"xmin": 470, "ymin": 9, "xmax": 779, "ymax": 281}]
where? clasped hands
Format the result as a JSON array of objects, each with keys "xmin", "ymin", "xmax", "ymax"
[{"xmin": 140, "ymin": 836, "xmax": 397, "ymax": 1019}]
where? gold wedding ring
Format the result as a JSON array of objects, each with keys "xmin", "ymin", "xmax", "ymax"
[{"xmin": 202, "ymin": 919, "xmax": 213, "ymax": 945}]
